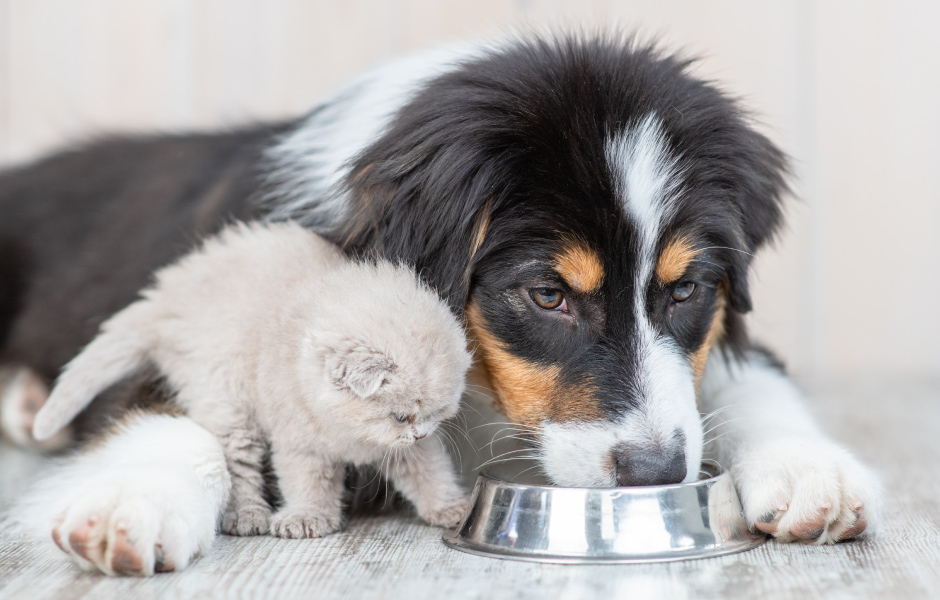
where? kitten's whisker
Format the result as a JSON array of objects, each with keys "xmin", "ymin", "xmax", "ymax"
[
  {"xmin": 438, "ymin": 429, "xmax": 464, "ymax": 465},
  {"xmin": 441, "ymin": 420, "xmax": 474, "ymax": 446}
]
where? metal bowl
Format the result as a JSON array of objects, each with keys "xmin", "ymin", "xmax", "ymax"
[{"xmin": 442, "ymin": 461, "xmax": 766, "ymax": 564}]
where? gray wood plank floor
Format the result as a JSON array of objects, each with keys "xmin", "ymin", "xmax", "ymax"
[{"xmin": 1, "ymin": 375, "xmax": 938, "ymax": 600}]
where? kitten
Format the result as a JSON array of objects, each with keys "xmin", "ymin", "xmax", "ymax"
[{"xmin": 32, "ymin": 221, "xmax": 472, "ymax": 538}]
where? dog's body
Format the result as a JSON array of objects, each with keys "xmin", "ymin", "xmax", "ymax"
[{"xmin": 0, "ymin": 33, "xmax": 880, "ymax": 575}]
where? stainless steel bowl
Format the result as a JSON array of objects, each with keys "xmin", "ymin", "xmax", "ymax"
[{"xmin": 443, "ymin": 461, "xmax": 766, "ymax": 564}]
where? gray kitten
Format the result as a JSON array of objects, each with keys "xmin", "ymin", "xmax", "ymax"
[{"xmin": 33, "ymin": 221, "xmax": 472, "ymax": 538}]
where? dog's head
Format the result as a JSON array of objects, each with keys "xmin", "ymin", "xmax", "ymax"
[{"xmin": 337, "ymin": 35, "xmax": 788, "ymax": 486}]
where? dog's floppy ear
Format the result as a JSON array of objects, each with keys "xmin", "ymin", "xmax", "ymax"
[
  {"xmin": 336, "ymin": 139, "xmax": 499, "ymax": 316},
  {"xmin": 324, "ymin": 343, "xmax": 396, "ymax": 398},
  {"xmin": 720, "ymin": 124, "xmax": 790, "ymax": 315}
]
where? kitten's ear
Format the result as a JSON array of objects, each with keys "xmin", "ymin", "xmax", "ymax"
[{"xmin": 325, "ymin": 344, "xmax": 396, "ymax": 398}]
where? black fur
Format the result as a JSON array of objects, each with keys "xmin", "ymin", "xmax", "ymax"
[
  {"xmin": 0, "ymin": 125, "xmax": 287, "ymax": 386},
  {"xmin": 0, "ymin": 35, "xmax": 788, "ymax": 485},
  {"xmin": 330, "ymin": 35, "xmax": 788, "ymax": 418}
]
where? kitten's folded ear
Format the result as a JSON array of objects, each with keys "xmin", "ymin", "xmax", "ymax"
[{"xmin": 324, "ymin": 344, "xmax": 396, "ymax": 398}]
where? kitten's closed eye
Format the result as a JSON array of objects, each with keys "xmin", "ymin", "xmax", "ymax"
[{"xmin": 394, "ymin": 413, "xmax": 416, "ymax": 424}]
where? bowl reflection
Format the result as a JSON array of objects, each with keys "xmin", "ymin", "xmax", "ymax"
[{"xmin": 442, "ymin": 461, "xmax": 766, "ymax": 564}]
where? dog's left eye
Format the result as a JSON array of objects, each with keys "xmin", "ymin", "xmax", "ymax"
[
  {"xmin": 671, "ymin": 282, "xmax": 696, "ymax": 303},
  {"xmin": 531, "ymin": 288, "xmax": 566, "ymax": 311}
]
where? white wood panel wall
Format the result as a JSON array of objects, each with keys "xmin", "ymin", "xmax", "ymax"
[{"xmin": 0, "ymin": 0, "xmax": 937, "ymax": 378}]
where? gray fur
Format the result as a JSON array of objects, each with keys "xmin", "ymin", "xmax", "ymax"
[{"xmin": 33, "ymin": 221, "xmax": 472, "ymax": 537}]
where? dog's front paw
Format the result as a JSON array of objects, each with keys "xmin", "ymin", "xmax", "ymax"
[
  {"xmin": 419, "ymin": 496, "xmax": 470, "ymax": 528},
  {"xmin": 269, "ymin": 508, "xmax": 342, "ymax": 539},
  {"xmin": 49, "ymin": 466, "xmax": 215, "ymax": 576},
  {"xmin": 733, "ymin": 438, "xmax": 882, "ymax": 544},
  {"xmin": 221, "ymin": 504, "xmax": 271, "ymax": 536}
]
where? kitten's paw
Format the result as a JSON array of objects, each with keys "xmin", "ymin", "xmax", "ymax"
[
  {"xmin": 420, "ymin": 497, "xmax": 470, "ymax": 528},
  {"xmin": 221, "ymin": 505, "xmax": 271, "ymax": 536},
  {"xmin": 0, "ymin": 367, "xmax": 72, "ymax": 452},
  {"xmin": 733, "ymin": 438, "xmax": 882, "ymax": 544},
  {"xmin": 49, "ymin": 466, "xmax": 217, "ymax": 576},
  {"xmin": 269, "ymin": 508, "xmax": 342, "ymax": 539}
]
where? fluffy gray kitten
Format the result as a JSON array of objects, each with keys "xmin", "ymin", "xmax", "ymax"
[{"xmin": 33, "ymin": 221, "xmax": 472, "ymax": 538}]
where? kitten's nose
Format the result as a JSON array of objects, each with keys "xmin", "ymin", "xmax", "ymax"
[{"xmin": 612, "ymin": 444, "xmax": 686, "ymax": 486}]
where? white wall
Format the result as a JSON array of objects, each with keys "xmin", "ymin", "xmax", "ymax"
[{"xmin": 1, "ymin": 0, "xmax": 937, "ymax": 377}]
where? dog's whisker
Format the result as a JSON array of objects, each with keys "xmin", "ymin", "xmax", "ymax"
[
  {"xmin": 695, "ymin": 245, "xmax": 756, "ymax": 259},
  {"xmin": 475, "ymin": 447, "xmax": 540, "ymax": 470},
  {"xmin": 474, "ymin": 455, "xmax": 540, "ymax": 470},
  {"xmin": 702, "ymin": 417, "xmax": 744, "ymax": 438}
]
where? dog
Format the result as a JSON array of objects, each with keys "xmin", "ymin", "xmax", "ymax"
[{"xmin": 0, "ymin": 32, "xmax": 880, "ymax": 575}]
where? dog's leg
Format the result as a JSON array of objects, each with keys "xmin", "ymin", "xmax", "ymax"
[
  {"xmin": 700, "ymin": 350, "xmax": 882, "ymax": 544},
  {"xmin": 382, "ymin": 434, "xmax": 469, "ymax": 528},
  {"xmin": 14, "ymin": 413, "xmax": 230, "ymax": 576}
]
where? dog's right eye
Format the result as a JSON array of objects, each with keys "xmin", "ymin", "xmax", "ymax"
[
  {"xmin": 530, "ymin": 288, "xmax": 566, "ymax": 310},
  {"xmin": 671, "ymin": 282, "xmax": 696, "ymax": 303}
]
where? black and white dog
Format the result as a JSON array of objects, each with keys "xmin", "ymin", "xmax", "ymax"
[{"xmin": 0, "ymin": 33, "xmax": 880, "ymax": 575}]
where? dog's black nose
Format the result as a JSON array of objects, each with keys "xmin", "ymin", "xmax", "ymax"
[{"xmin": 613, "ymin": 445, "xmax": 687, "ymax": 486}]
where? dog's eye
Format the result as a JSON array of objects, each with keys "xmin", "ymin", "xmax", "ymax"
[
  {"xmin": 671, "ymin": 282, "xmax": 696, "ymax": 303},
  {"xmin": 531, "ymin": 288, "xmax": 566, "ymax": 310}
]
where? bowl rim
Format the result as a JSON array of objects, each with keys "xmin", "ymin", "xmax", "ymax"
[{"xmin": 477, "ymin": 459, "xmax": 724, "ymax": 493}]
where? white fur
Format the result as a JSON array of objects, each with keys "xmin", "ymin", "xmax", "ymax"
[
  {"xmin": 539, "ymin": 334, "xmax": 703, "ymax": 488},
  {"xmin": 700, "ymin": 350, "xmax": 883, "ymax": 543},
  {"xmin": 9, "ymin": 414, "xmax": 231, "ymax": 576},
  {"xmin": 1, "ymin": 367, "xmax": 71, "ymax": 452},
  {"xmin": 606, "ymin": 114, "xmax": 684, "ymax": 280},
  {"xmin": 548, "ymin": 116, "xmax": 701, "ymax": 486},
  {"xmin": 34, "ymin": 221, "xmax": 471, "ymax": 557},
  {"xmin": 263, "ymin": 43, "xmax": 484, "ymax": 230}
]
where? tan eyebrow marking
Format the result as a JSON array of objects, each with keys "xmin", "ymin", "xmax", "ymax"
[
  {"xmin": 656, "ymin": 235, "xmax": 700, "ymax": 285},
  {"xmin": 553, "ymin": 241, "xmax": 605, "ymax": 293}
]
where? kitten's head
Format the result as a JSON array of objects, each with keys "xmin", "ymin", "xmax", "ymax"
[{"xmin": 300, "ymin": 261, "xmax": 472, "ymax": 448}]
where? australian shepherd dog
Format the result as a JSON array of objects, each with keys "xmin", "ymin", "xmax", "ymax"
[{"xmin": 0, "ymin": 33, "xmax": 880, "ymax": 575}]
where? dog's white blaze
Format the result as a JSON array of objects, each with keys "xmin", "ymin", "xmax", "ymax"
[
  {"xmin": 537, "ymin": 114, "xmax": 702, "ymax": 486},
  {"xmin": 264, "ymin": 44, "xmax": 483, "ymax": 230},
  {"xmin": 606, "ymin": 114, "xmax": 683, "ymax": 283},
  {"xmin": 638, "ymin": 331, "xmax": 704, "ymax": 482}
]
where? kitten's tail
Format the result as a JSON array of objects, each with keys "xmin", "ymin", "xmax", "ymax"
[{"xmin": 32, "ymin": 300, "xmax": 156, "ymax": 441}]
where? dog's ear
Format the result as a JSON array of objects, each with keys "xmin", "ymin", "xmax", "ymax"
[
  {"xmin": 720, "ymin": 125, "xmax": 790, "ymax": 315},
  {"xmin": 324, "ymin": 343, "xmax": 396, "ymax": 398},
  {"xmin": 336, "ymin": 146, "xmax": 499, "ymax": 317}
]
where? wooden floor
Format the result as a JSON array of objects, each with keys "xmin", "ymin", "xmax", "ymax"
[{"xmin": 1, "ymin": 375, "xmax": 939, "ymax": 600}]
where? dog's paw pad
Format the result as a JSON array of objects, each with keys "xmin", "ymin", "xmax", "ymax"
[
  {"xmin": 48, "ymin": 467, "xmax": 215, "ymax": 576},
  {"xmin": 735, "ymin": 438, "xmax": 882, "ymax": 544},
  {"xmin": 107, "ymin": 524, "xmax": 146, "ymax": 575}
]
